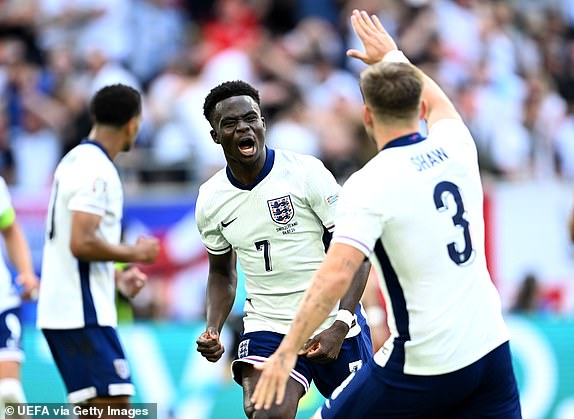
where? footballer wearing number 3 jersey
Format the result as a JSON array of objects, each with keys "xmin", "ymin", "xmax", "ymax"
[
  {"xmin": 252, "ymin": 10, "xmax": 522, "ymax": 419},
  {"xmin": 195, "ymin": 80, "xmax": 372, "ymax": 418}
]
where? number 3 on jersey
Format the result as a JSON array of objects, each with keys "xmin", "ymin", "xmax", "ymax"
[
  {"xmin": 254, "ymin": 240, "xmax": 272, "ymax": 271},
  {"xmin": 433, "ymin": 181, "xmax": 475, "ymax": 266}
]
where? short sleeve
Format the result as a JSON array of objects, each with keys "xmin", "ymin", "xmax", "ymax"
[
  {"xmin": 331, "ymin": 171, "xmax": 385, "ymax": 257},
  {"xmin": 0, "ymin": 177, "xmax": 15, "ymax": 229},
  {"xmin": 68, "ymin": 175, "xmax": 109, "ymax": 216},
  {"xmin": 304, "ymin": 157, "xmax": 341, "ymax": 233},
  {"xmin": 195, "ymin": 190, "xmax": 231, "ymax": 255},
  {"xmin": 429, "ymin": 119, "xmax": 476, "ymax": 152}
]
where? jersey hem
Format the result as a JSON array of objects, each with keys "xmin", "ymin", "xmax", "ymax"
[
  {"xmin": 374, "ymin": 336, "xmax": 509, "ymax": 375},
  {"xmin": 37, "ymin": 322, "xmax": 118, "ymax": 330}
]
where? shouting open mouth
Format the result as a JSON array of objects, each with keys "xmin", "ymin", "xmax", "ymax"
[{"xmin": 238, "ymin": 137, "xmax": 257, "ymax": 157}]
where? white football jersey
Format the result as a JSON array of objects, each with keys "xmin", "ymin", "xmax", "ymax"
[
  {"xmin": 333, "ymin": 119, "xmax": 509, "ymax": 375},
  {"xmin": 37, "ymin": 141, "xmax": 123, "ymax": 329},
  {"xmin": 196, "ymin": 148, "xmax": 359, "ymax": 336},
  {"xmin": 0, "ymin": 177, "xmax": 20, "ymax": 312}
]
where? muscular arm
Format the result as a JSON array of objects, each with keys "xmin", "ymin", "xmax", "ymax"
[
  {"xmin": 421, "ymin": 72, "xmax": 461, "ymax": 129},
  {"xmin": 205, "ymin": 251, "xmax": 238, "ymax": 333},
  {"xmin": 252, "ymin": 243, "xmax": 365, "ymax": 408},
  {"xmin": 338, "ymin": 260, "xmax": 370, "ymax": 316},
  {"xmin": 323, "ymin": 229, "xmax": 370, "ymax": 327},
  {"xmin": 284, "ymin": 243, "xmax": 365, "ymax": 353},
  {"xmin": 197, "ymin": 251, "xmax": 237, "ymax": 363},
  {"xmin": 70, "ymin": 211, "xmax": 157, "ymax": 263}
]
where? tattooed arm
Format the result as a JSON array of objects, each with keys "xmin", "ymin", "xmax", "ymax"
[{"xmin": 251, "ymin": 242, "xmax": 366, "ymax": 410}]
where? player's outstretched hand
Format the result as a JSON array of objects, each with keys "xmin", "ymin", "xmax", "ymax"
[
  {"xmin": 17, "ymin": 271, "xmax": 39, "ymax": 301},
  {"xmin": 133, "ymin": 236, "xmax": 160, "ymax": 263},
  {"xmin": 116, "ymin": 266, "xmax": 147, "ymax": 298},
  {"xmin": 251, "ymin": 350, "xmax": 297, "ymax": 411},
  {"xmin": 196, "ymin": 327, "xmax": 224, "ymax": 362},
  {"xmin": 301, "ymin": 321, "xmax": 348, "ymax": 364},
  {"xmin": 346, "ymin": 9, "xmax": 398, "ymax": 65}
]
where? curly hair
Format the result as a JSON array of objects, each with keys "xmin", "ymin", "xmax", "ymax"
[
  {"xmin": 203, "ymin": 80, "xmax": 261, "ymax": 126},
  {"xmin": 90, "ymin": 84, "xmax": 141, "ymax": 127}
]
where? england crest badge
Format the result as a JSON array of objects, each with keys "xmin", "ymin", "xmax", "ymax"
[
  {"xmin": 267, "ymin": 195, "xmax": 294, "ymax": 224},
  {"xmin": 113, "ymin": 358, "xmax": 131, "ymax": 379}
]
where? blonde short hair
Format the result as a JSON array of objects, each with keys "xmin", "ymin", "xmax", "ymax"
[{"xmin": 359, "ymin": 61, "xmax": 423, "ymax": 124}]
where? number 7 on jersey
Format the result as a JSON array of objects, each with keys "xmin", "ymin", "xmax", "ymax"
[{"xmin": 254, "ymin": 240, "xmax": 272, "ymax": 272}]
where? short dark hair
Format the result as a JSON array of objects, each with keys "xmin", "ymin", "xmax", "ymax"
[
  {"xmin": 90, "ymin": 84, "xmax": 142, "ymax": 127},
  {"xmin": 203, "ymin": 80, "xmax": 261, "ymax": 125},
  {"xmin": 360, "ymin": 62, "xmax": 423, "ymax": 123}
]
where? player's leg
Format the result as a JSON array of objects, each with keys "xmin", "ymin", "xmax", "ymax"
[
  {"xmin": 0, "ymin": 362, "xmax": 25, "ymax": 404},
  {"xmin": 0, "ymin": 308, "xmax": 26, "ymax": 407},
  {"xmin": 241, "ymin": 364, "xmax": 304, "ymax": 419},
  {"xmin": 232, "ymin": 331, "xmax": 312, "ymax": 419},
  {"xmin": 84, "ymin": 395, "xmax": 130, "ymax": 419}
]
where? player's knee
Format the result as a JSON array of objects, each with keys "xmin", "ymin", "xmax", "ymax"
[{"xmin": 0, "ymin": 378, "xmax": 26, "ymax": 404}]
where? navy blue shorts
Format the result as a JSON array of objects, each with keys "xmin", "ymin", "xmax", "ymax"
[
  {"xmin": 42, "ymin": 326, "xmax": 134, "ymax": 403},
  {"xmin": 0, "ymin": 307, "xmax": 23, "ymax": 362},
  {"xmin": 317, "ymin": 341, "xmax": 522, "ymax": 419},
  {"xmin": 232, "ymin": 323, "xmax": 372, "ymax": 398}
]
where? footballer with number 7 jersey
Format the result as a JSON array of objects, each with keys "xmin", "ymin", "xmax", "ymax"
[{"xmin": 195, "ymin": 80, "xmax": 373, "ymax": 418}]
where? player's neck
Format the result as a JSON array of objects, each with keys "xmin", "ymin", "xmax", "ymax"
[
  {"xmin": 88, "ymin": 127, "xmax": 125, "ymax": 160},
  {"xmin": 227, "ymin": 152, "xmax": 267, "ymax": 186},
  {"xmin": 373, "ymin": 122, "xmax": 420, "ymax": 151}
]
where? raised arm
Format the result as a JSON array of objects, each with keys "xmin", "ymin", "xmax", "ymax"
[
  {"xmin": 196, "ymin": 251, "xmax": 238, "ymax": 362},
  {"xmin": 346, "ymin": 9, "xmax": 460, "ymax": 129}
]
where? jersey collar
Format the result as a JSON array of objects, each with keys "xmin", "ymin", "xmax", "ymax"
[
  {"xmin": 381, "ymin": 132, "xmax": 425, "ymax": 151},
  {"xmin": 80, "ymin": 139, "xmax": 113, "ymax": 162},
  {"xmin": 226, "ymin": 147, "xmax": 275, "ymax": 191}
]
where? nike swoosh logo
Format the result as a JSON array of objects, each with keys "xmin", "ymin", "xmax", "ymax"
[{"xmin": 221, "ymin": 217, "xmax": 238, "ymax": 228}]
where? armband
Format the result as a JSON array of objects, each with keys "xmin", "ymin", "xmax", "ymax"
[
  {"xmin": 336, "ymin": 309, "xmax": 355, "ymax": 329},
  {"xmin": 382, "ymin": 50, "xmax": 410, "ymax": 64},
  {"xmin": 114, "ymin": 262, "xmax": 128, "ymax": 271}
]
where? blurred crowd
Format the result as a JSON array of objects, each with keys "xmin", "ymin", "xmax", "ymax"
[{"xmin": 2, "ymin": 0, "xmax": 574, "ymax": 193}]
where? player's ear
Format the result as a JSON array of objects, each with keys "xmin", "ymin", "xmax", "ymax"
[
  {"xmin": 126, "ymin": 117, "xmax": 138, "ymax": 137},
  {"xmin": 363, "ymin": 105, "xmax": 374, "ymax": 130},
  {"xmin": 210, "ymin": 129, "xmax": 220, "ymax": 144},
  {"xmin": 419, "ymin": 100, "xmax": 427, "ymax": 121},
  {"xmin": 261, "ymin": 116, "xmax": 266, "ymax": 130}
]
